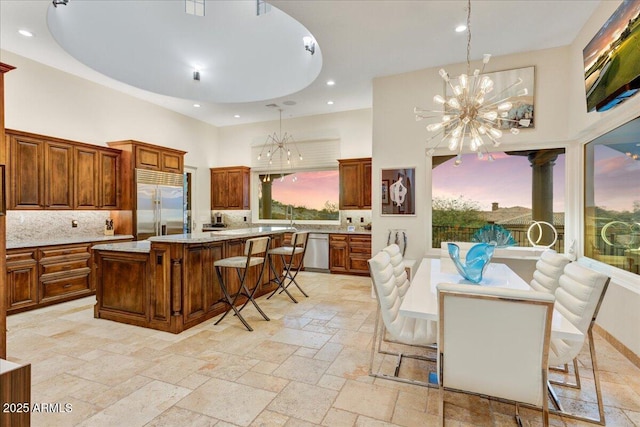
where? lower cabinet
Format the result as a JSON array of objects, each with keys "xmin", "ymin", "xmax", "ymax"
[
  {"xmin": 6, "ymin": 238, "xmax": 132, "ymax": 314},
  {"xmin": 6, "ymin": 249, "xmax": 38, "ymax": 312},
  {"xmin": 330, "ymin": 233, "xmax": 371, "ymax": 276}
]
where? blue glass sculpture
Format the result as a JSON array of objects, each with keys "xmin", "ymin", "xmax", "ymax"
[
  {"xmin": 447, "ymin": 242, "xmax": 496, "ymax": 284},
  {"xmin": 471, "ymin": 224, "xmax": 517, "ymax": 248}
]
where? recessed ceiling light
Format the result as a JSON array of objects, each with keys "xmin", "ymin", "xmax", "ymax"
[
  {"xmin": 18, "ymin": 29, "xmax": 33, "ymax": 37},
  {"xmin": 193, "ymin": 103, "xmax": 201, "ymax": 108},
  {"xmin": 326, "ymin": 80, "xmax": 335, "ymax": 86},
  {"xmin": 455, "ymin": 24, "xmax": 467, "ymax": 33},
  {"xmin": 234, "ymin": 114, "xmax": 241, "ymax": 118},
  {"xmin": 327, "ymin": 101, "xmax": 334, "ymax": 105}
]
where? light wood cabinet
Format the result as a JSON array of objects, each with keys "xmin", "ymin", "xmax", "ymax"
[
  {"xmin": 338, "ymin": 158, "xmax": 372, "ymax": 209},
  {"xmin": 107, "ymin": 140, "xmax": 185, "ymax": 174},
  {"xmin": 210, "ymin": 166, "xmax": 250, "ymax": 210},
  {"xmin": 329, "ymin": 233, "xmax": 371, "ymax": 276}
]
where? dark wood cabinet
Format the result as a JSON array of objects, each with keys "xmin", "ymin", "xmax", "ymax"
[
  {"xmin": 133, "ymin": 144, "xmax": 184, "ymax": 173},
  {"xmin": 45, "ymin": 140, "xmax": 74, "ymax": 209},
  {"xmin": 1, "ymin": 62, "xmax": 15, "ymax": 359},
  {"xmin": 339, "ymin": 158, "xmax": 372, "ymax": 209},
  {"xmin": 9, "ymin": 134, "xmax": 44, "ymax": 209},
  {"xmin": 182, "ymin": 242, "xmax": 224, "ymax": 325},
  {"xmin": 39, "ymin": 243, "xmax": 91, "ymax": 304},
  {"xmin": 330, "ymin": 233, "xmax": 371, "ymax": 276},
  {"xmin": 329, "ymin": 235, "xmax": 349, "ymax": 273},
  {"xmin": 210, "ymin": 166, "xmax": 250, "ymax": 210},
  {"xmin": 6, "ymin": 249, "xmax": 38, "ymax": 312},
  {"xmin": 7, "ymin": 129, "xmax": 122, "ymax": 211},
  {"xmin": 74, "ymin": 146, "xmax": 120, "ymax": 209}
]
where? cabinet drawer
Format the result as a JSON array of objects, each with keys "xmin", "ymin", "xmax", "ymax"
[
  {"xmin": 348, "ymin": 255, "xmax": 370, "ymax": 273},
  {"xmin": 329, "ymin": 234, "xmax": 348, "ymax": 242},
  {"xmin": 349, "ymin": 246, "xmax": 371, "ymax": 255},
  {"xmin": 7, "ymin": 250, "xmax": 37, "ymax": 264},
  {"xmin": 41, "ymin": 273, "xmax": 91, "ymax": 301},
  {"xmin": 40, "ymin": 258, "xmax": 90, "ymax": 275},
  {"xmin": 40, "ymin": 245, "xmax": 90, "ymax": 259},
  {"xmin": 349, "ymin": 235, "xmax": 371, "ymax": 245}
]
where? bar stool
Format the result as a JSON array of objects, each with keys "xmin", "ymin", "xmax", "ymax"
[
  {"xmin": 213, "ymin": 236, "xmax": 271, "ymax": 331},
  {"xmin": 267, "ymin": 231, "xmax": 309, "ymax": 303}
]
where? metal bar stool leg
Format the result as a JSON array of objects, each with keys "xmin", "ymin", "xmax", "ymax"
[
  {"xmin": 267, "ymin": 253, "xmax": 298, "ymax": 303},
  {"xmin": 236, "ymin": 258, "xmax": 270, "ymax": 321},
  {"xmin": 214, "ymin": 265, "xmax": 253, "ymax": 331}
]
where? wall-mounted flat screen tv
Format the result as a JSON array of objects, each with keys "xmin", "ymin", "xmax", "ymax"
[{"xmin": 583, "ymin": 0, "xmax": 640, "ymax": 112}]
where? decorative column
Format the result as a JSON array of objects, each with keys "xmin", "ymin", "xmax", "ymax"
[
  {"xmin": 260, "ymin": 177, "xmax": 272, "ymax": 219},
  {"xmin": 528, "ymin": 150, "xmax": 563, "ymax": 246}
]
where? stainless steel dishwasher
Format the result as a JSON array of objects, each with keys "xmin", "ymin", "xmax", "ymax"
[{"xmin": 304, "ymin": 233, "xmax": 329, "ymax": 272}]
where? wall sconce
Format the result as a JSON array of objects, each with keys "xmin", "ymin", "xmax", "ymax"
[
  {"xmin": 193, "ymin": 69, "xmax": 200, "ymax": 81},
  {"xmin": 303, "ymin": 36, "xmax": 315, "ymax": 55},
  {"xmin": 52, "ymin": 0, "xmax": 69, "ymax": 7}
]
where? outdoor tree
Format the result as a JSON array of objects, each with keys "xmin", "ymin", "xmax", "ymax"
[{"xmin": 432, "ymin": 196, "xmax": 485, "ymax": 227}]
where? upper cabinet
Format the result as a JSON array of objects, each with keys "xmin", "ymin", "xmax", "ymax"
[
  {"xmin": 108, "ymin": 140, "xmax": 185, "ymax": 174},
  {"xmin": 210, "ymin": 166, "xmax": 250, "ymax": 210},
  {"xmin": 338, "ymin": 157, "xmax": 372, "ymax": 210},
  {"xmin": 74, "ymin": 145, "xmax": 120, "ymax": 209},
  {"xmin": 6, "ymin": 130, "xmax": 121, "ymax": 210}
]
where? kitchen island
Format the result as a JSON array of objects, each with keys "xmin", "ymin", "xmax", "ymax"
[{"xmin": 93, "ymin": 227, "xmax": 293, "ymax": 333}]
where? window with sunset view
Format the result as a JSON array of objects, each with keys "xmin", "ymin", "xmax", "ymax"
[
  {"xmin": 257, "ymin": 169, "xmax": 340, "ymax": 221},
  {"xmin": 431, "ymin": 149, "xmax": 566, "ymax": 252}
]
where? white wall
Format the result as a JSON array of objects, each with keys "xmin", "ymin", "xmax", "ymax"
[
  {"xmin": 372, "ymin": 0, "xmax": 640, "ymax": 359},
  {"xmin": 1, "ymin": 50, "xmax": 218, "ymax": 230},
  {"xmin": 566, "ymin": 0, "xmax": 640, "ymax": 358},
  {"xmin": 216, "ymin": 108, "xmax": 372, "ymax": 166},
  {"xmin": 372, "ymin": 46, "xmax": 575, "ymax": 261}
]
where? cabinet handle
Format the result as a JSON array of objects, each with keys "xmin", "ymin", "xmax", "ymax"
[
  {"xmin": 63, "ymin": 265, "xmax": 72, "ymax": 270},
  {"xmin": 63, "ymin": 284, "xmax": 72, "ymax": 289},
  {"xmin": 62, "ymin": 250, "xmax": 71, "ymax": 255}
]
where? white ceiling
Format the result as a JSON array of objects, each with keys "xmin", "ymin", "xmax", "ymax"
[{"xmin": 0, "ymin": 0, "xmax": 601, "ymax": 127}]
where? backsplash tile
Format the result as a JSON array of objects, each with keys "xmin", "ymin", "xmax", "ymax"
[{"xmin": 6, "ymin": 210, "xmax": 112, "ymax": 244}]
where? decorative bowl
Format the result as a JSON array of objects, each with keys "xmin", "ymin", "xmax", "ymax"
[{"xmin": 447, "ymin": 242, "xmax": 496, "ymax": 284}]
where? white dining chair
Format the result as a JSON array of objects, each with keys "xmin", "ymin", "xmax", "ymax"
[
  {"xmin": 382, "ymin": 244, "xmax": 410, "ymax": 298},
  {"xmin": 547, "ymin": 261, "xmax": 611, "ymax": 425},
  {"xmin": 530, "ymin": 250, "xmax": 571, "ymax": 294},
  {"xmin": 437, "ymin": 283, "xmax": 555, "ymax": 426},
  {"xmin": 368, "ymin": 248, "xmax": 437, "ymax": 386}
]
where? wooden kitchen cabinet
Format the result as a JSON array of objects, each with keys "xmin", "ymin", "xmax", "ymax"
[
  {"xmin": 74, "ymin": 146, "xmax": 120, "ymax": 209},
  {"xmin": 6, "ymin": 249, "xmax": 38, "ymax": 312},
  {"xmin": 6, "ymin": 129, "xmax": 122, "ymax": 211},
  {"xmin": 338, "ymin": 157, "xmax": 371, "ymax": 209},
  {"xmin": 210, "ymin": 166, "xmax": 250, "ymax": 210},
  {"xmin": 329, "ymin": 235, "xmax": 348, "ymax": 273},
  {"xmin": 8, "ymin": 134, "xmax": 74, "ymax": 209},
  {"xmin": 107, "ymin": 140, "xmax": 185, "ymax": 174},
  {"xmin": 39, "ymin": 243, "xmax": 92, "ymax": 304},
  {"xmin": 329, "ymin": 233, "xmax": 371, "ymax": 276}
]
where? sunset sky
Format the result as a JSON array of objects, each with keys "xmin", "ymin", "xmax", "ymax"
[
  {"xmin": 583, "ymin": 0, "xmax": 640, "ymax": 71},
  {"xmin": 433, "ymin": 152, "xmax": 566, "ymax": 212},
  {"xmin": 270, "ymin": 170, "xmax": 339, "ymax": 210},
  {"xmin": 593, "ymin": 145, "xmax": 640, "ymax": 212}
]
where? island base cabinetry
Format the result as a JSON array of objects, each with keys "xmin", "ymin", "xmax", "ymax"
[{"xmin": 94, "ymin": 235, "xmax": 282, "ymax": 333}]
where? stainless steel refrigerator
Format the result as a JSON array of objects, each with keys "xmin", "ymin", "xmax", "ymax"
[{"xmin": 136, "ymin": 169, "xmax": 186, "ymax": 240}]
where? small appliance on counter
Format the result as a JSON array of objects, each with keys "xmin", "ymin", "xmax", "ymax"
[{"xmin": 212, "ymin": 212, "xmax": 226, "ymax": 227}]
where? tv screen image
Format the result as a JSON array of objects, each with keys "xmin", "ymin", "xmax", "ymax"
[{"xmin": 583, "ymin": 0, "xmax": 640, "ymax": 112}]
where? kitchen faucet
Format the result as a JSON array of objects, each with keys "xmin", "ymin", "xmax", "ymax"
[{"xmin": 286, "ymin": 205, "xmax": 295, "ymax": 228}]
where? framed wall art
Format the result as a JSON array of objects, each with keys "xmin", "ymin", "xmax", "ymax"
[
  {"xmin": 445, "ymin": 66, "xmax": 535, "ymax": 130},
  {"xmin": 381, "ymin": 167, "xmax": 415, "ymax": 215},
  {"xmin": 381, "ymin": 180, "xmax": 389, "ymax": 205}
]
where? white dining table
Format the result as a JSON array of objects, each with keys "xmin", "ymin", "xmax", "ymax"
[{"xmin": 399, "ymin": 258, "xmax": 584, "ymax": 341}]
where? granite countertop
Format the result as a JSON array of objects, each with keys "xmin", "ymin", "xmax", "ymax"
[
  {"xmin": 7, "ymin": 235, "xmax": 134, "ymax": 250},
  {"xmin": 201, "ymin": 226, "xmax": 371, "ymax": 236},
  {"xmin": 93, "ymin": 240, "xmax": 151, "ymax": 253},
  {"xmin": 149, "ymin": 226, "xmax": 296, "ymax": 244}
]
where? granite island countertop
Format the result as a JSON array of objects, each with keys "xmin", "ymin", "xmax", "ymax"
[
  {"xmin": 92, "ymin": 227, "xmax": 297, "ymax": 253},
  {"xmin": 7, "ymin": 234, "xmax": 135, "ymax": 250},
  {"xmin": 202, "ymin": 226, "xmax": 371, "ymax": 236}
]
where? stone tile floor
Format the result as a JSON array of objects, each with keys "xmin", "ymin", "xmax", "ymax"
[{"xmin": 6, "ymin": 272, "xmax": 640, "ymax": 426}]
